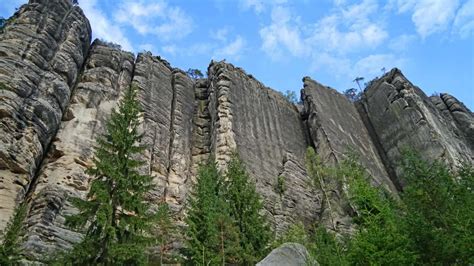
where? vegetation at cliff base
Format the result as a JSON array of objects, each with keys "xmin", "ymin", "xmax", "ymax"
[
  {"xmin": 59, "ymin": 85, "xmax": 163, "ymax": 265},
  {"xmin": 284, "ymin": 148, "xmax": 474, "ymax": 265},
  {"xmin": 0, "ymin": 203, "xmax": 27, "ymax": 265},
  {"xmin": 184, "ymin": 155, "xmax": 272, "ymax": 265}
]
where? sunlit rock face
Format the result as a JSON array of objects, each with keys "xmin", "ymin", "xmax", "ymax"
[
  {"xmin": 0, "ymin": 0, "xmax": 91, "ymax": 234},
  {"xmin": 0, "ymin": 0, "xmax": 472, "ymax": 263}
]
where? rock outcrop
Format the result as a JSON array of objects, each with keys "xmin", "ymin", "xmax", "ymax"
[
  {"xmin": 206, "ymin": 62, "xmax": 319, "ymax": 234},
  {"xmin": 358, "ymin": 69, "xmax": 473, "ymax": 186},
  {"xmin": 0, "ymin": 0, "xmax": 472, "ymax": 263},
  {"xmin": 21, "ymin": 39, "xmax": 134, "ymax": 261},
  {"xmin": 0, "ymin": 0, "xmax": 91, "ymax": 233},
  {"xmin": 256, "ymin": 243, "xmax": 313, "ymax": 266}
]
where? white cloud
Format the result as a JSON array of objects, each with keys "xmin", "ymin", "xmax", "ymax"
[
  {"xmin": 353, "ymin": 54, "xmax": 406, "ymax": 78},
  {"xmin": 114, "ymin": 0, "xmax": 192, "ymax": 41},
  {"xmin": 392, "ymin": 0, "xmax": 461, "ymax": 38},
  {"xmin": 238, "ymin": 0, "xmax": 287, "ymax": 14},
  {"xmin": 213, "ymin": 35, "xmax": 246, "ymax": 60},
  {"xmin": 211, "ymin": 28, "xmax": 230, "ymax": 42},
  {"xmin": 260, "ymin": 1, "xmax": 388, "ymax": 59},
  {"xmin": 162, "ymin": 44, "xmax": 178, "ymax": 55},
  {"xmin": 138, "ymin": 43, "xmax": 155, "ymax": 52},
  {"xmin": 80, "ymin": 0, "xmax": 133, "ymax": 51},
  {"xmin": 259, "ymin": 6, "xmax": 308, "ymax": 59},
  {"xmin": 453, "ymin": 0, "xmax": 474, "ymax": 38},
  {"xmin": 389, "ymin": 34, "xmax": 417, "ymax": 51}
]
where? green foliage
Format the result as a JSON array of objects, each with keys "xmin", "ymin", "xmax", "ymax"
[
  {"xmin": 305, "ymin": 147, "xmax": 339, "ymax": 230},
  {"xmin": 343, "ymin": 88, "xmax": 361, "ymax": 102},
  {"xmin": 62, "ymin": 85, "xmax": 156, "ymax": 265},
  {"xmin": 184, "ymin": 160, "xmax": 240, "ymax": 265},
  {"xmin": 185, "ymin": 155, "xmax": 272, "ymax": 265},
  {"xmin": 276, "ymin": 175, "xmax": 285, "ymax": 196},
  {"xmin": 401, "ymin": 151, "xmax": 474, "ymax": 265},
  {"xmin": 153, "ymin": 202, "xmax": 176, "ymax": 265},
  {"xmin": 0, "ymin": 203, "xmax": 27, "ymax": 265},
  {"xmin": 224, "ymin": 155, "xmax": 273, "ymax": 264},
  {"xmin": 342, "ymin": 157, "xmax": 417, "ymax": 265},
  {"xmin": 186, "ymin": 68, "xmax": 204, "ymax": 79},
  {"xmin": 272, "ymin": 222, "xmax": 309, "ymax": 249},
  {"xmin": 310, "ymin": 226, "xmax": 349, "ymax": 266}
]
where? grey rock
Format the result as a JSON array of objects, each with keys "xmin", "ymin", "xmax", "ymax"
[
  {"xmin": 207, "ymin": 61, "xmax": 319, "ymax": 234},
  {"xmin": 359, "ymin": 68, "xmax": 473, "ymax": 186},
  {"xmin": 257, "ymin": 243, "xmax": 313, "ymax": 266},
  {"xmin": 301, "ymin": 77, "xmax": 398, "ymax": 233},
  {"xmin": 20, "ymin": 39, "xmax": 134, "ymax": 262},
  {"xmin": 0, "ymin": 0, "xmax": 91, "ymax": 233}
]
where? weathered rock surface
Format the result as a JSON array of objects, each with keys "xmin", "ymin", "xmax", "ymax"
[
  {"xmin": 20, "ymin": 39, "xmax": 134, "ymax": 262},
  {"xmin": 359, "ymin": 69, "xmax": 473, "ymax": 186},
  {"xmin": 132, "ymin": 53, "xmax": 195, "ymax": 216},
  {"xmin": 207, "ymin": 62, "xmax": 319, "ymax": 234},
  {"xmin": 0, "ymin": 1, "xmax": 473, "ymax": 263},
  {"xmin": 301, "ymin": 77, "xmax": 399, "ymax": 232},
  {"xmin": 0, "ymin": 0, "xmax": 91, "ymax": 233},
  {"xmin": 256, "ymin": 243, "xmax": 313, "ymax": 266}
]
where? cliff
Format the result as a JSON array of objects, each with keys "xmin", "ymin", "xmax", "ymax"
[{"xmin": 0, "ymin": 0, "xmax": 472, "ymax": 263}]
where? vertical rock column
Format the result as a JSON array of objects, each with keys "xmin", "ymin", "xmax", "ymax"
[
  {"xmin": 207, "ymin": 61, "xmax": 319, "ymax": 234},
  {"xmin": 359, "ymin": 69, "xmax": 473, "ymax": 186},
  {"xmin": 0, "ymin": 0, "xmax": 91, "ymax": 232},
  {"xmin": 132, "ymin": 53, "xmax": 194, "ymax": 215},
  {"xmin": 301, "ymin": 77, "xmax": 398, "ymax": 232},
  {"xmin": 20, "ymin": 40, "xmax": 134, "ymax": 262}
]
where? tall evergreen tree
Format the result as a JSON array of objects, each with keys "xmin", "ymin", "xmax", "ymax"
[
  {"xmin": 184, "ymin": 160, "xmax": 240, "ymax": 265},
  {"xmin": 223, "ymin": 155, "xmax": 272, "ymax": 264},
  {"xmin": 63, "ymin": 85, "xmax": 156, "ymax": 265},
  {"xmin": 153, "ymin": 202, "xmax": 176, "ymax": 265}
]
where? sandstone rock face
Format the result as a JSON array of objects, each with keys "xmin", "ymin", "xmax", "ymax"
[
  {"xmin": 20, "ymin": 40, "xmax": 134, "ymax": 262},
  {"xmin": 359, "ymin": 69, "xmax": 473, "ymax": 186},
  {"xmin": 0, "ymin": 1, "xmax": 473, "ymax": 263},
  {"xmin": 206, "ymin": 62, "xmax": 319, "ymax": 234},
  {"xmin": 301, "ymin": 77, "xmax": 399, "ymax": 232},
  {"xmin": 256, "ymin": 243, "xmax": 313, "ymax": 266},
  {"xmin": 132, "ymin": 53, "xmax": 195, "ymax": 216},
  {"xmin": 0, "ymin": 0, "xmax": 91, "ymax": 233}
]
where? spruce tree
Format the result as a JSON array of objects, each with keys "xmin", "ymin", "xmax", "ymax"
[
  {"xmin": 153, "ymin": 202, "xmax": 176, "ymax": 265},
  {"xmin": 223, "ymin": 155, "xmax": 272, "ymax": 264},
  {"xmin": 63, "ymin": 85, "xmax": 156, "ymax": 265},
  {"xmin": 0, "ymin": 203, "xmax": 27, "ymax": 265},
  {"xmin": 184, "ymin": 160, "xmax": 240, "ymax": 265}
]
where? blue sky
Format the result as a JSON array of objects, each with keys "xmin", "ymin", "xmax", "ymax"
[{"xmin": 2, "ymin": 0, "xmax": 473, "ymax": 109}]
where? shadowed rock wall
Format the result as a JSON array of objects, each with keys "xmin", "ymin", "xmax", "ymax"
[{"xmin": 0, "ymin": 0, "xmax": 91, "ymax": 233}]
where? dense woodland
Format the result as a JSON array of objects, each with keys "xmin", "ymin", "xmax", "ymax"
[{"xmin": 0, "ymin": 85, "xmax": 472, "ymax": 265}]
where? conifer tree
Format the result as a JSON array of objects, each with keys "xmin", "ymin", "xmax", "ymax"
[
  {"xmin": 223, "ymin": 155, "xmax": 272, "ymax": 264},
  {"xmin": 153, "ymin": 202, "xmax": 176, "ymax": 265},
  {"xmin": 401, "ymin": 152, "xmax": 474, "ymax": 264},
  {"xmin": 63, "ymin": 85, "xmax": 156, "ymax": 265},
  {"xmin": 0, "ymin": 203, "xmax": 27, "ymax": 265},
  {"xmin": 184, "ymin": 160, "xmax": 240, "ymax": 265}
]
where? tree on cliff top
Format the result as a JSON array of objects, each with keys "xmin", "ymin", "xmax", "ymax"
[
  {"xmin": 186, "ymin": 68, "xmax": 204, "ymax": 79},
  {"xmin": 62, "ymin": 85, "xmax": 156, "ymax": 265}
]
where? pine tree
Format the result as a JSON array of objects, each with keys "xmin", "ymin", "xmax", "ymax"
[
  {"xmin": 223, "ymin": 155, "xmax": 272, "ymax": 264},
  {"xmin": 63, "ymin": 85, "xmax": 156, "ymax": 265},
  {"xmin": 184, "ymin": 160, "xmax": 240, "ymax": 265},
  {"xmin": 0, "ymin": 203, "xmax": 27, "ymax": 265}
]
